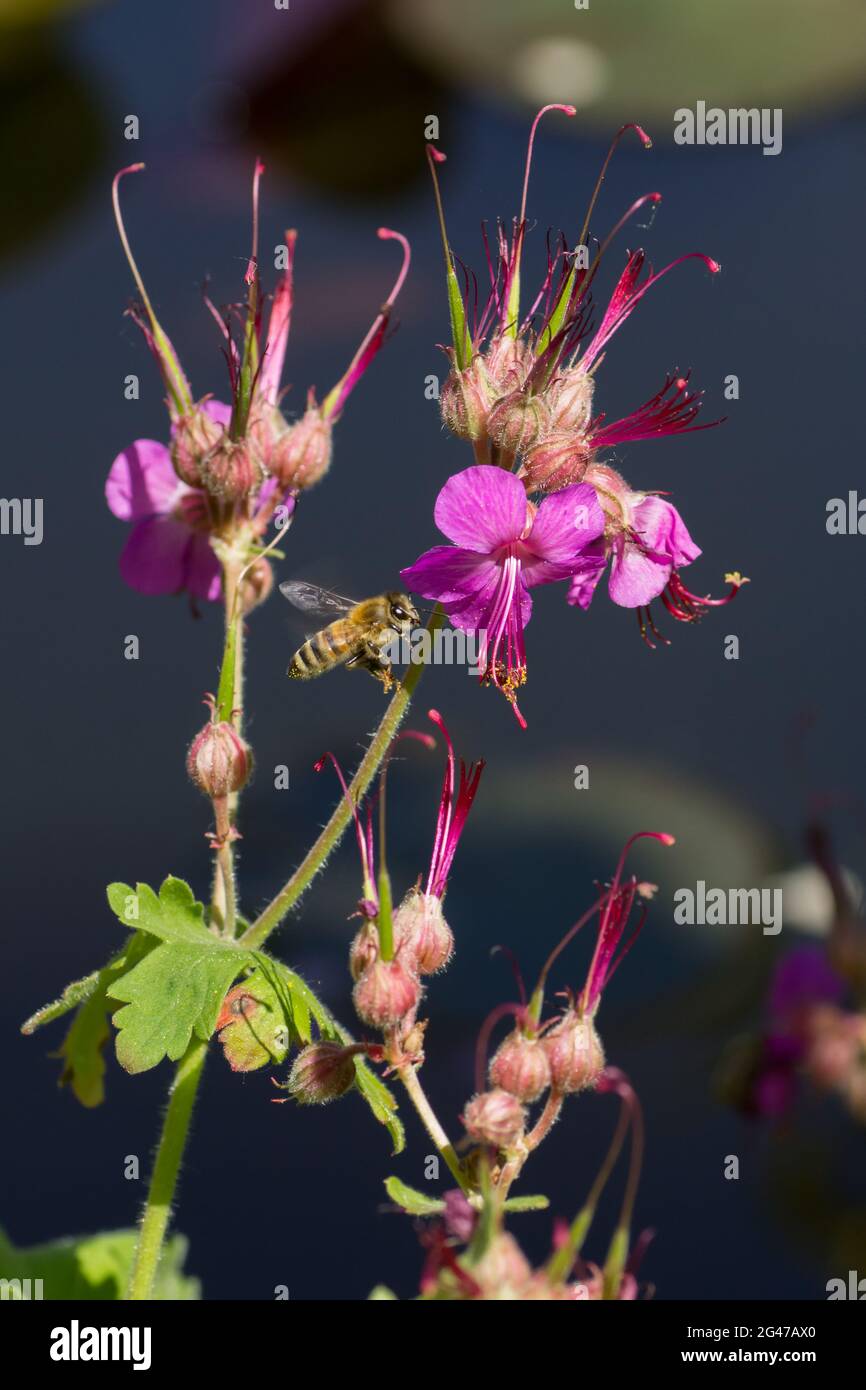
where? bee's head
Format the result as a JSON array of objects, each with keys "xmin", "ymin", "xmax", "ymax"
[{"xmin": 386, "ymin": 592, "xmax": 419, "ymax": 633}]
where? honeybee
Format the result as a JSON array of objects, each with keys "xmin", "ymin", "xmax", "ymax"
[{"xmin": 279, "ymin": 581, "xmax": 420, "ymax": 683}]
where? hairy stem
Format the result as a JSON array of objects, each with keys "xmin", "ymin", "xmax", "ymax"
[
  {"xmin": 239, "ymin": 608, "xmax": 443, "ymax": 953},
  {"xmin": 125, "ymin": 1037, "xmax": 208, "ymax": 1300}
]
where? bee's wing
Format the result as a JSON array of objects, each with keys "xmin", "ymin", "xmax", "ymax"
[{"xmin": 278, "ymin": 581, "xmax": 357, "ymax": 617}]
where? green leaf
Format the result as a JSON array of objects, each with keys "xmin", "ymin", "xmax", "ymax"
[
  {"xmin": 105, "ymin": 878, "xmax": 251, "ymax": 1074},
  {"xmin": 214, "ymin": 963, "xmax": 307, "ymax": 1073},
  {"xmin": 384, "ymin": 1176, "xmax": 444, "ymax": 1216},
  {"xmin": 503, "ymin": 1194, "xmax": 550, "ymax": 1213},
  {"xmin": 446, "ymin": 258, "xmax": 472, "ymax": 372},
  {"xmin": 0, "ymin": 1226, "xmax": 199, "ymax": 1301},
  {"xmin": 22, "ymin": 935, "xmax": 155, "ymax": 1107},
  {"xmin": 21, "ymin": 970, "xmax": 103, "ymax": 1033},
  {"xmin": 536, "ymin": 263, "xmax": 576, "ymax": 357},
  {"xmin": 353, "ymin": 1061, "xmax": 405, "ymax": 1155}
]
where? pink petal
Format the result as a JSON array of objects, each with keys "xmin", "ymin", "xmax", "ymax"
[
  {"xmin": 608, "ymin": 534, "xmax": 671, "ymax": 608},
  {"xmin": 434, "ymin": 466, "xmax": 528, "ymax": 553},
  {"xmin": 449, "ymin": 570, "xmax": 532, "ymax": 634},
  {"xmin": 522, "ymin": 483, "xmax": 605, "ymax": 586},
  {"xmin": 106, "ymin": 439, "xmax": 182, "ymax": 521},
  {"xmin": 185, "ymin": 534, "xmax": 222, "ymax": 602},
  {"xmin": 567, "ymin": 548, "xmax": 607, "ymax": 609},
  {"xmin": 631, "ymin": 496, "xmax": 701, "ymax": 568},
  {"xmin": 401, "ymin": 545, "xmax": 498, "ymax": 604},
  {"xmin": 202, "ymin": 398, "xmax": 232, "ymax": 428},
  {"xmin": 118, "ymin": 516, "xmax": 191, "ymax": 594}
]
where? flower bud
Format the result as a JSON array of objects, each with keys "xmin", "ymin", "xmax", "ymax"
[
  {"xmin": 549, "ymin": 367, "xmax": 595, "ymax": 431},
  {"xmin": 582, "ymin": 462, "xmax": 631, "ymax": 510},
  {"xmin": 269, "ymin": 407, "xmax": 332, "ymax": 489},
  {"xmin": 186, "ymin": 719, "xmax": 252, "ymax": 798},
  {"xmin": 472, "ymin": 1233, "xmax": 532, "ymax": 1299},
  {"xmin": 349, "ymin": 921, "xmax": 380, "ymax": 981},
  {"xmin": 247, "ymin": 410, "xmax": 282, "ymax": 473},
  {"xmin": 522, "ymin": 432, "xmax": 590, "ymax": 491},
  {"xmin": 240, "ymin": 557, "xmax": 274, "ymax": 614},
  {"xmin": 484, "ymin": 336, "xmax": 529, "ymax": 396},
  {"xmin": 462, "ymin": 1087, "xmax": 525, "ymax": 1149},
  {"xmin": 488, "ymin": 1030, "xmax": 551, "ymax": 1103},
  {"xmin": 486, "ymin": 389, "xmax": 550, "ymax": 455},
  {"xmin": 392, "ymin": 890, "xmax": 454, "ymax": 975},
  {"xmin": 542, "ymin": 1011, "xmax": 605, "ymax": 1094},
  {"xmin": 353, "ymin": 958, "xmax": 419, "ymax": 1031},
  {"xmin": 170, "ymin": 402, "xmax": 227, "ymax": 487},
  {"xmin": 286, "ymin": 1042, "xmax": 357, "ymax": 1104},
  {"xmin": 201, "ymin": 437, "xmax": 263, "ymax": 503},
  {"xmin": 439, "ymin": 359, "xmax": 494, "ymax": 441}
]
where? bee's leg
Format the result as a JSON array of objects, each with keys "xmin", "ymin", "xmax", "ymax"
[{"xmin": 350, "ymin": 642, "xmax": 398, "ymax": 691}]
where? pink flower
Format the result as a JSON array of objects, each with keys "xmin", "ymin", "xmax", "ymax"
[
  {"xmin": 568, "ymin": 494, "xmax": 701, "ymax": 611},
  {"xmin": 106, "ymin": 400, "xmax": 230, "ymax": 601},
  {"xmin": 567, "ymin": 485, "xmax": 746, "ymax": 647},
  {"xmin": 401, "ymin": 465, "xmax": 604, "ymax": 726}
]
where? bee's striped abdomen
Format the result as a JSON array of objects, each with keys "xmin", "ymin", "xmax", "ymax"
[{"xmin": 288, "ymin": 621, "xmax": 352, "ymax": 679}]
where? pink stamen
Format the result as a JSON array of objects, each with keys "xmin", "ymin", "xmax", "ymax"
[
  {"xmin": 581, "ymin": 249, "xmax": 719, "ymax": 371},
  {"xmin": 258, "ymin": 228, "xmax": 296, "ymax": 408},
  {"xmin": 321, "ymin": 228, "xmax": 411, "ymax": 421},
  {"xmin": 580, "ymin": 832, "xmax": 674, "ymax": 1013},
  {"xmin": 577, "ymin": 123, "xmax": 653, "ymax": 253},
  {"xmin": 590, "ymin": 371, "xmax": 722, "ymax": 447},
  {"xmin": 314, "ymin": 751, "xmax": 375, "ymax": 900},
  {"xmin": 520, "ymin": 104, "xmax": 577, "ymax": 228},
  {"xmin": 426, "ymin": 710, "xmax": 484, "ymax": 897}
]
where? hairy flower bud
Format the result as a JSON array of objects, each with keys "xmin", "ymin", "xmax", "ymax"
[
  {"xmin": 170, "ymin": 402, "xmax": 227, "ymax": 487},
  {"xmin": 240, "ymin": 557, "xmax": 274, "ymax": 614},
  {"xmin": 186, "ymin": 719, "xmax": 252, "ymax": 798},
  {"xmin": 542, "ymin": 1011, "xmax": 605, "ymax": 1094},
  {"xmin": 439, "ymin": 359, "xmax": 494, "ymax": 441},
  {"xmin": 521, "ymin": 431, "xmax": 590, "ymax": 491},
  {"xmin": 488, "ymin": 1030, "xmax": 551, "ymax": 1103},
  {"xmin": 486, "ymin": 389, "xmax": 550, "ymax": 455},
  {"xmin": 269, "ymin": 407, "xmax": 332, "ymax": 489},
  {"xmin": 471, "ymin": 1232, "xmax": 532, "ymax": 1298},
  {"xmin": 549, "ymin": 367, "xmax": 595, "ymax": 432},
  {"xmin": 484, "ymin": 336, "xmax": 529, "ymax": 396},
  {"xmin": 392, "ymin": 890, "xmax": 454, "ymax": 975},
  {"xmin": 286, "ymin": 1042, "xmax": 357, "ymax": 1104},
  {"xmin": 353, "ymin": 958, "xmax": 419, "ymax": 1031},
  {"xmin": 200, "ymin": 437, "xmax": 263, "ymax": 503},
  {"xmin": 349, "ymin": 921, "xmax": 380, "ymax": 981},
  {"xmin": 462, "ymin": 1087, "xmax": 526, "ymax": 1149}
]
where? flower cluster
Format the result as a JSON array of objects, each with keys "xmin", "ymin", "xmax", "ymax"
[
  {"xmin": 281, "ymin": 712, "xmax": 483, "ymax": 1106},
  {"xmin": 401, "ymin": 112, "xmax": 746, "ymax": 725},
  {"xmin": 106, "ymin": 160, "xmax": 409, "ymax": 604}
]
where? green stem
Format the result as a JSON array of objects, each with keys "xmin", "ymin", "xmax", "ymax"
[
  {"xmin": 239, "ymin": 607, "xmax": 443, "ymax": 953},
  {"xmin": 398, "ymin": 1064, "xmax": 468, "ymax": 1193},
  {"xmin": 125, "ymin": 1037, "xmax": 208, "ymax": 1300}
]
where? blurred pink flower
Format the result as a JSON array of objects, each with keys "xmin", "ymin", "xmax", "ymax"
[{"xmin": 106, "ymin": 401, "xmax": 230, "ymax": 601}]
